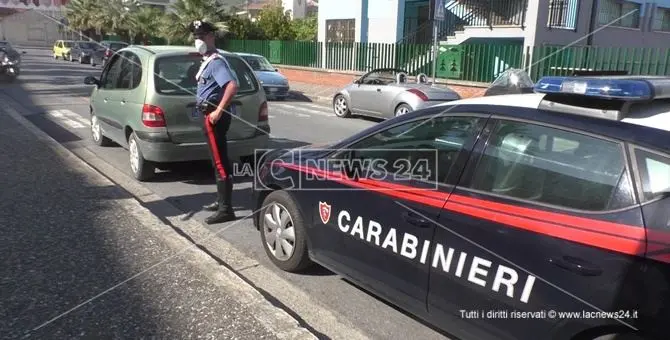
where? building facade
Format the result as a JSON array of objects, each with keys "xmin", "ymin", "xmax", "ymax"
[{"xmin": 318, "ymin": 0, "xmax": 670, "ymax": 49}]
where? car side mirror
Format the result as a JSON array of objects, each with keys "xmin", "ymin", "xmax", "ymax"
[
  {"xmin": 353, "ymin": 79, "xmax": 361, "ymax": 85},
  {"xmin": 84, "ymin": 75, "xmax": 100, "ymax": 86}
]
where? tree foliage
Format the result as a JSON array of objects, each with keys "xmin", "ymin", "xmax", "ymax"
[{"xmin": 63, "ymin": 0, "xmax": 317, "ymax": 44}]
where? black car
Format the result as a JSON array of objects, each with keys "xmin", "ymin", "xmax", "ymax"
[
  {"xmin": 252, "ymin": 75, "xmax": 670, "ymax": 340},
  {"xmin": 67, "ymin": 40, "xmax": 99, "ymax": 64},
  {"xmin": 91, "ymin": 40, "xmax": 129, "ymax": 67}
]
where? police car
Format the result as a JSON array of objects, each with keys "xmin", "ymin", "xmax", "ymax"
[{"xmin": 252, "ymin": 75, "xmax": 670, "ymax": 340}]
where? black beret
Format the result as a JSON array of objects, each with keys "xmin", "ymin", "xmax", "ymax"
[{"xmin": 190, "ymin": 20, "xmax": 217, "ymax": 35}]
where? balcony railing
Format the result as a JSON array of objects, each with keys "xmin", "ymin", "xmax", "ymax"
[{"xmin": 448, "ymin": 0, "xmax": 528, "ymax": 29}]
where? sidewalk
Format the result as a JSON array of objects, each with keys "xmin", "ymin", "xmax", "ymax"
[{"xmin": 0, "ymin": 110, "xmax": 314, "ymax": 339}]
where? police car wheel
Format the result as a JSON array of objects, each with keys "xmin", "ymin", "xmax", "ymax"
[
  {"xmin": 333, "ymin": 95, "xmax": 351, "ymax": 118},
  {"xmin": 259, "ymin": 190, "xmax": 313, "ymax": 272},
  {"xmin": 128, "ymin": 132, "xmax": 155, "ymax": 181}
]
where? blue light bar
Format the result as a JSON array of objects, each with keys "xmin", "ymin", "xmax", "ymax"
[{"xmin": 534, "ymin": 76, "xmax": 654, "ymax": 100}]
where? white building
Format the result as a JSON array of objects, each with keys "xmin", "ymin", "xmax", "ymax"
[{"xmin": 318, "ymin": 0, "xmax": 670, "ymax": 49}]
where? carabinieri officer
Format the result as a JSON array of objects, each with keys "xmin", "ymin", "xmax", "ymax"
[{"xmin": 191, "ymin": 20, "xmax": 238, "ymax": 224}]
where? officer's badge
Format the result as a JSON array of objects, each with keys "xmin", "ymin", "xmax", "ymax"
[{"xmin": 319, "ymin": 201, "xmax": 332, "ymax": 224}]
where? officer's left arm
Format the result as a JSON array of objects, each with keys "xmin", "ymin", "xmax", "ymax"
[{"xmin": 211, "ymin": 59, "xmax": 238, "ymax": 114}]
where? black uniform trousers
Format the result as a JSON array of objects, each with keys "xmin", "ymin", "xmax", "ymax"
[{"xmin": 202, "ymin": 108, "xmax": 233, "ymax": 181}]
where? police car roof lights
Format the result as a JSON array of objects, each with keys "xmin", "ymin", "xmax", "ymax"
[
  {"xmin": 532, "ymin": 75, "xmax": 670, "ymax": 123},
  {"xmin": 534, "ymin": 75, "xmax": 670, "ymax": 101}
]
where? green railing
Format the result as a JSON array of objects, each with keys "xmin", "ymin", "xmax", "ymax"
[{"xmin": 223, "ymin": 39, "xmax": 670, "ymax": 83}]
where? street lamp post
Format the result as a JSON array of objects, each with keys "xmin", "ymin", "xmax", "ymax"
[{"xmin": 431, "ymin": 0, "xmax": 444, "ymax": 85}]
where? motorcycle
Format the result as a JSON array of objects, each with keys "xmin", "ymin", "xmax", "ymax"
[{"xmin": 0, "ymin": 48, "xmax": 22, "ymax": 82}]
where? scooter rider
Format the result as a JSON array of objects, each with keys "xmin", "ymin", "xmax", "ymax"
[{"xmin": 190, "ymin": 20, "xmax": 238, "ymax": 224}]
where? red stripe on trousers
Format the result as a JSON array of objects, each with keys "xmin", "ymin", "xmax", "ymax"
[{"xmin": 205, "ymin": 119, "xmax": 227, "ymax": 178}]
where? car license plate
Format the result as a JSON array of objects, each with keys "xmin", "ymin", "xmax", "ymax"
[
  {"xmin": 269, "ymin": 88, "xmax": 278, "ymax": 92},
  {"xmin": 229, "ymin": 104, "xmax": 239, "ymax": 116}
]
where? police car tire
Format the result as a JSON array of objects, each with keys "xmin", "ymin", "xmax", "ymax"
[{"xmin": 260, "ymin": 190, "xmax": 313, "ymax": 272}]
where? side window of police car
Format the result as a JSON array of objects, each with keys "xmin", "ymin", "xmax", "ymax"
[
  {"xmin": 634, "ymin": 149, "xmax": 670, "ymax": 202},
  {"xmin": 101, "ymin": 55, "xmax": 124, "ymax": 90},
  {"xmin": 467, "ymin": 120, "xmax": 634, "ymax": 211},
  {"xmin": 342, "ymin": 116, "xmax": 483, "ymax": 183}
]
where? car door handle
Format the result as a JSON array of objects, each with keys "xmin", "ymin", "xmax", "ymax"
[
  {"xmin": 402, "ymin": 211, "xmax": 432, "ymax": 228},
  {"xmin": 121, "ymin": 99, "xmax": 126, "ymax": 105},
  {"xmin": 376, "ymin": 88, "xmax": 381, "ymax": 92},
  {"xmin": 103, "ymin": 98, "xmax": 108, "ymax": 103},
  {"xmin": 549, "ymin": 256, "xmax": 602, "ymax": 276}
]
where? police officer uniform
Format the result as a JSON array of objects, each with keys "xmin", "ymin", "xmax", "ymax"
[{"xmin": 190, "ymin": 20, "xmax": 237, "ymax": 224}]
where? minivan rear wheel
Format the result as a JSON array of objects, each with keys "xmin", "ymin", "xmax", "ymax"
[{"xmin": 128, "ymin": 132, "xmax": 155, "ymax": 181}]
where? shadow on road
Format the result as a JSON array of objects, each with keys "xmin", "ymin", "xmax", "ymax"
[{"xmin": 0, "ymin": 113, "xmax": 166, "ymax": 338}]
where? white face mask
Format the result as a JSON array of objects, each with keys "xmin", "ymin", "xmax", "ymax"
[{"xmin": 194, "ymin": 39, "xmax": 207, "ymax": 55}]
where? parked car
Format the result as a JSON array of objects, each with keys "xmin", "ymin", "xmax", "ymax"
[
  {"xmin": 237, "ymin": 53, "xmax": 290, "ymax": 100},
  {"xmin": 52, "ymin": 40, "xmax": 74, "ymax": 60},
  {"xmin": 66, "ymin": 40, "xmax": 99, "ymax": 64},
  {"xmin": 90, "ymin": 40, "xmax": 129, "ymax": 67},
  {"xmin": 332, "ymin": 68, "xmax": 461, "ymax": 119},
  {"xmin": 83, "ymin": 45, "xmax": 270, "ymax": 181}
]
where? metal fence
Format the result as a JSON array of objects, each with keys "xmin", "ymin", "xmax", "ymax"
[{"xmin": 223, "ymin": 39, "xmax": 670, "ymax": 83}]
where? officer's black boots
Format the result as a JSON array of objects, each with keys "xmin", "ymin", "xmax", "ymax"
[{"xmin": 205, "ymin": 178, "xmax": 236, "ymax": 224}]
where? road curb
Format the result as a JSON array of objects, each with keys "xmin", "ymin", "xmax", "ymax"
[{"xmin": 2, "ymin": 96, "xmax": 372, "ymax": 340}]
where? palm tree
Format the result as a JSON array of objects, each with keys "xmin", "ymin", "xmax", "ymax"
[
  {"xmin": 127, "ymin": 6, "xmax": 165, "ymax": 45},
  {"xmin": 159, "ymin": 0, "xmax": 229, "ymax": 45},
  {"xmin": 64, "ymin": 0, "xmax": 107, "ymax": 39}
]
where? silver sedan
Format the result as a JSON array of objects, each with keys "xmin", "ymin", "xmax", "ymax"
[{"xmin": 332, "ymin": 68, "xmax": 461, "ymax": 119}]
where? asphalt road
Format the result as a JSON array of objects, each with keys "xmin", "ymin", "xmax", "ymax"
[
  {"xmin": 3, "ymin": 48, "xmax": 450, "ymax": 340},
  {"xmin": 0, "ymin": 101, "xmax": 313, "ymax": 339}
]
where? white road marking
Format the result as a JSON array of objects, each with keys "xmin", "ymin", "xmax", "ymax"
[
  {"xmin": 59, "ymin": 109, "xmax": 91, "ymax": 126},
  {"xmin": 46, "ymin": 110, "xmax": 88, "ymax": 129},
  {"xmin": 272, "ymin": 103, "xmax": 333, "ymax": 117}
]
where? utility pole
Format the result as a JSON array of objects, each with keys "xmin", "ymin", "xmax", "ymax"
[{"xmin": 431, "ymin": 0, "xmax": 444, "ymax": 85}]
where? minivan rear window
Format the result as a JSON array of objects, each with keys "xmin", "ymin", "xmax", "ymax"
[
  {"xmin": 110, "ymin": 43, "xmax": 128, "ymax": 50},
  {"xmin": 154, "ymin": 54, "xmax": 258, "ymax": 96}
]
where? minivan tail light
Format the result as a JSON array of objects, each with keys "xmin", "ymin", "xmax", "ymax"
[
  {"xmin": 258, "ymin": 101, "xmax": 268, "ymax": 121},
  {"xmin": 142, "ymin": 104, "xmax": 166, "ymax": 127},
  {"xmin": 407, "ymin": 88, "xmax": 429, "ymax": 101}
]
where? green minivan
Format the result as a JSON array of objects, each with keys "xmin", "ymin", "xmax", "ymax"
[{"xmin": 84, "ymin": 45, "xmax": 270, "ymax": 181}]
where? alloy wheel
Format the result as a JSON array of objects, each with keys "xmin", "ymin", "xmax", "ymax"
[
  {"xmin": 395, "ymin": 105, "xmax": 410, "ymax": 116},
  {"xmin": 129, "ymin": 138, "xmax": 140, "ymax": 175},
  {"xmin": 91, "ymin": 115, "xmax": 101, "ymax": 142},
  {"xmin": 263, "ymin": 203, "xmax": 296, "ymax": 261},
  {"xmin": 334, "ymin": 97, "xmax": 348, "ymax": 116}
]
